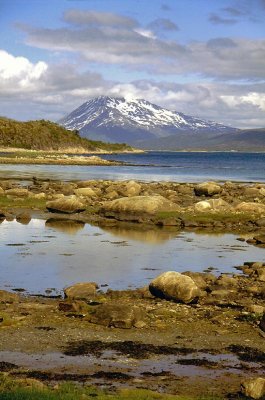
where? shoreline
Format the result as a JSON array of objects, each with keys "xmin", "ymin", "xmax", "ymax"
[{"xmin": 1, "ymin": 177, "xmax": 265, "ymax": 398}]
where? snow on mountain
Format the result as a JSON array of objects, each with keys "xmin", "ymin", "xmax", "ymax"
[{"xmin": 59, "ymin": 96, "xmax": 237, "ymax": 147}]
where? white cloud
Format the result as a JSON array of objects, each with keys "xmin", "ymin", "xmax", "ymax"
[
  {"xmin": 221, "ymin": 93, "xmax": 265, "ymax": 111},
  {"xmin": 133, "ymin": 28, "xmax": 156, "ymax": 39},
  {"xmin": 0, "ymin": 50, "xmax": 47, "ymax": 83},
  {"xmin": 17, "ymin": 10, "xmax": 265, "ymax": 80},
  {"xmin": 0, "ymin": 49, "xmax": 264, "ymax": 129}
]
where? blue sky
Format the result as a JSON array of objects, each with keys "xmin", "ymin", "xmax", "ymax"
[{"xmin": 0, "ymin": 0, "xmax": 265, "ymax": 128}]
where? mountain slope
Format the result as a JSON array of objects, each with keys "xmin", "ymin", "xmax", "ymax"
[
  {"xmin": 0, "ymin": 117, "xmax": 132, "ymax": 152},
  {"xmin": 59, "ymin": 96, "xmax": 238, "ymax": 147},
  {"xmin": 138, "ymin": 129, "xmax": 265, "ymax": 151}
]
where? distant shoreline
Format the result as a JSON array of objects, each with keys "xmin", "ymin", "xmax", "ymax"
[{"xmin": 0, "ymin": 147, "xmax": 144, "ymax": 166}]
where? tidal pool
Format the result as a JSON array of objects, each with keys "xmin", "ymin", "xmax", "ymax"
[{"xmin": 0, "ymin": 219, "xmax": 264, "ymax": 295}]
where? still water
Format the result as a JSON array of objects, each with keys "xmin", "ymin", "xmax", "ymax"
[
  {"xmin": 1, "ymin": 152, "xmax": 265, "ymax": 182},
  {"xmin": 1, "ymin": 219, "xmax": 264, "ymax": 295}
]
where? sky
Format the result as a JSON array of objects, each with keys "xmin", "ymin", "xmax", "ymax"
[{"xmin": 0, "ymin": 0, "xmax": 265, "ymax": 128}]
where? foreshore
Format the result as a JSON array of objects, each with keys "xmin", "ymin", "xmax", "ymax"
[
  {"xmin": 0, "ymin": 177, "xmax": 265, "ymax": 398},
  {"xmin": 0, "ymin": 147, "xmax": 146, "ymax": 167}
]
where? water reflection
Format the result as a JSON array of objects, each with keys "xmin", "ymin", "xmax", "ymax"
[
  {"xmin": 100, "ymin": 225, "xmax": 178, "ymax": 244},
  {"xmin": 0, "ymin": 219, "xmax": 265, "ymax": 294},
  {"xmin": 45, "ymin": 218, "xmax": 85, "ymax": 234}
]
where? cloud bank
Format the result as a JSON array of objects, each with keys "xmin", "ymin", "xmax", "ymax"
[{"xmin": 1, "ymin": 7, "xmax": 265, "ymax": 129}]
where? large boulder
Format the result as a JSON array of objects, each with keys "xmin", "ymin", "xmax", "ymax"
[
  {"xmin": 194, "ymin": 182, "xmax": 222, "ymax": 197},
  {"xmin": 235, "ymin": 202, "xmax": 265, "ymax": 213},
  {"xmin": 149, "ymin": 271, "xmax": 200, "ymax": 303},
  {"xmin": 64, "ymin": 282, "xmax": 98, "ymax": 300},
  {"xmin": 241, "ymin": 377, "xmax": 265, "ymax": 399},
  {"xmin": 90, "ymin": 303, "xmax": 145, "ymax": 329},
  {"xmin": 194, "ymin": 198, "xmax": 229, "ymax": 212},
  {"xmin": 46, "ymin": 196, "xmax": 86, "ymax": 214},
  {"xmin": 100, "ymin": 195, "xmax": 180, "ymax": 220}
]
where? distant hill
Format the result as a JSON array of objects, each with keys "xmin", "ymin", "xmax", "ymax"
[
  {"xmin": 0, "ymin": 117, "xmax": 132, "ymax": 152},
  {"xmin": 59, "ymin": 96, "xmax": 265, "ymax": 151},
  {"xmin": 137, "ymin": 128, "xmax": 265, "ymax": 151}
]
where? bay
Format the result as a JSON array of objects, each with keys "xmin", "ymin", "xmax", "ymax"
[{"xmin": 0, "ymin": 151, "xmax": 265, "ymax": 182}]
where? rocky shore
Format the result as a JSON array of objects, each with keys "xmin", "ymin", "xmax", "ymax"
[
  {"xmin": 2, "ymin": 178, "xmax": 265, "ymax": 233},
  {"xmin": 0, "ymin": 178, "xmax": 265, "ymax": 398}
]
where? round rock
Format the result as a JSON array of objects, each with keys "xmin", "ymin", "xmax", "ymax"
[{"xmin": 149, "ymin": 271, "xmax": 200, "ymax": 304}]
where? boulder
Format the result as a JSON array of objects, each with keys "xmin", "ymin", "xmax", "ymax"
[
  {"xmin": 252, "ymin": 236, "xmax": 265, "ymax": 245},
  {"xmin": 105, "ymin": 190, "xmax": 119, "ymax": 200},
  {"xmin": 260, "ymin": 188, "xmax": 265, "ymax": 196},
  {"xmin": 100, "ymin": 195, "xmax": 180, "ymax": 219},
  {"xmin": 64, "ymin": 282, "xmax": 98, "ymax": 300},
  {"xmin": 182, "ymin": 272, "xmax": 208, "ymax": 290},
  {"xmin": 235, "ymin": 202, "xmax": 265, "ymax": 213},
  {"xmin": 46, "ymin": 196, "xmax": 86, "ymax": 214},
  {"xmin": 149, "ymin": 271, "xmax": 200, "ymax": 303},
  {"xmin": 58, "ymin": 300, "xmax": 89, "ymax": 314},
  {"xmin": 90, "ymin": 303, "xmax": 145, "ymax": 329},
  {"xmin": 256, "ymin": 218, "xmax": 265, "ymax": 227},
  {"xmin": 194, "ymin": 198, "xmax": 229, "ymax": 212},
  {"xmin": 16, "ymin": 212, "xmax": 31, "ymax": 224},
  {"xmin": 0, "ymin": 181, "xmax": 14, "ymax": 190},
  {"xmin": 244, "ymin": 187, "xmax": 262, "ymax": 198},
  {"xmin": 215, "ymin": 274, "xmax": 238, "ymax": 288},
  {"xmin": 256, "ymin": 268, "xmax": 265, "ymax": 281},
  {"xmin": 241, "ymin": 377, "xmax": 265, "ymax": 399},
  {"xmin": 5, "ymin": 188, "xmax": 29, "ymax": 197},
  {"xmin": 119, "ymin": 181, "xmax": 142, "ymax": 197},
  {"xmin": 33, "ymin": 192, "xmax": 46, "ymax": 199},
  {"xmin": 60, "ymin": 183, "xmax": 75, "ymax": 196},
  {"xmin": 194, "ymin": 182, "xmax": 222, "ymax": 197},
  {"xmin": 247, "ymin": 305, "xmax": 264, "ymax": 314},
  {"xmin": 74, "ymin": 187, "xmax": 97, "ymax": 197}
]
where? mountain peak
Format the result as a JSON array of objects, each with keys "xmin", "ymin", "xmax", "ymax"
[{"xmin": 59, "ymin": 96, "xmax": 238, "ymax": 147}]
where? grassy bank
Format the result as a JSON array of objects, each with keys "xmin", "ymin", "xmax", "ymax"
[{"xmin": 0, "ymin": 379, "xmax": 221, "ymax": 400}]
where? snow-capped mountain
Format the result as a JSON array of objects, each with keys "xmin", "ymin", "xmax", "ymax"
[{"xmin": 59, "ymin": 96, "xmax": 238, "ymax": 148}]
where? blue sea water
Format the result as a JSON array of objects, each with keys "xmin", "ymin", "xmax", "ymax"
[{"xmin": 0, "ymin": 151, "xmax": 265, "ymax": 182}]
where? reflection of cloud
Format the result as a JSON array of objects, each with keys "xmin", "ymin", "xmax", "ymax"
[
  {"xmin": 100, "ymin": 225, "xmax": 178, "ymax": 244},
  {"xmin": 45, "ymin": 218, "xmax": 85, "ymax": 234}
]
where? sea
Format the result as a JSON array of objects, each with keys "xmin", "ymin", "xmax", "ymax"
[{"xmin": 0, "ymin": 151, "xmax": 265, "ymax": 183}]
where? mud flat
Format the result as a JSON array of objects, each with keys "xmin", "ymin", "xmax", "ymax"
[{"xmin": 0, "ymin": 264, "xmax": 265, "ymax": 398}]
